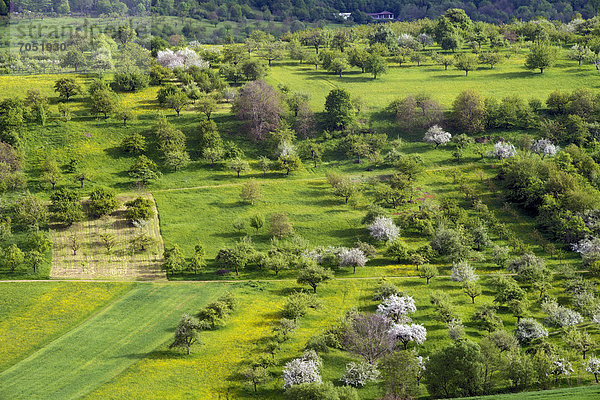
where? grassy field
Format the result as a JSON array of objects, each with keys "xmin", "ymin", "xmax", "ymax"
[
  {"xmin": 266, "ymin": 54, "xmax": 599, "ymax": 111},
  {"xmin": 50, "ymin": 194, "xmax": 164, "ymax": 280},
  {"xmin": 85, "ymin": 277, "xmax": 599, "ymax": 399},
  {"xmin": 0, "ymin": 281, "xmax": 132, "ymax": 371},
  {"xmin": 153, "ymin": 147, "xmax": 579, "ymax": 281},
  {"xmin": 0, "ymin": 38, "xmax": 599, "ymax": 400},
  {"xmin": 0, "ymin": 282, "xmax": 224, "ymax": 399}
]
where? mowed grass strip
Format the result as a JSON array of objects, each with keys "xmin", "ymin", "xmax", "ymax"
[
  {"xmin": 0, "ymin": 281, "xmax": 132, "ymax": 371},
  {"xmin": 459, "ymin": 385, "xmax": 600, "ymax": 399},
  {"xmin": 0, "ymin": 282, "xmax": 224, "ymax": 400}
]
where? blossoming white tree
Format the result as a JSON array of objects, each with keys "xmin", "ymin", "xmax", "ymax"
[
  {"xmin": 389, "ymin": 323, "xmax": 427, "ymax": 349},
  {"xmin": 488, "ymin": 141, "xmax": 517, "ymax": 159},
  {"xmin": 303, "ymin": 246, "xmax": 343, "ymax": 267},
  {"xmin": 368, "ymin": 216, "xmax": 400, "ymax": 242},
  {"xmin": 514, "ymin": 318, "xmax": 548, "ymax": 344},
  {"xmin": 423, "ymin": 125, "xmax": 452, "ymax": 148},
  {"xmin": 586, "ymin": 357, "xmax": 600, "ymax": 383},
  {"xmin": 531, "ymin": 138, "xmax": 558, "ymax": 159},
  {"xmin": 339, "ymin": 248, "xmax": 368, "ymax": 273},
  {"xmin": 398, "ymin": 33, "xmax": 418, "ymax": 48},
  {"xmin": 572, "ymin": 237, "xmax": 600, "ymax": 266},
  {"xmin": 550, "ymin": 358, "xmax": 574, "ymax": 383},
  {"xmin": 377, "ymin": 294, "xmax": 417, "ymax": 323},
  {"xmin": 282, "ymin": 351, "xmax": 322, "ymax": 388},
  {"xmin": 450, "ymin": 260, "xmax": 478, "ymax": 282},
  {"xmin": 341, "ymin": 361, "xmax": 380, "ymax": 387},
  {"xmin": 541, "ymin": 299, "xmax": 583, "ymax": 327},
  {"xmin": 414, "ymin": 354, "xmax": 427, "ymax": 386},
  {"xmin": 157, "ymin": 48, "xmax": 209, "ymax": 70},
  {"xmin": 276, "ymin": 141, "xmax": 295, "ymax": 157},
  {"xmin": 447, "ymin": 319, "xmax": 465, "ymax": 341}
]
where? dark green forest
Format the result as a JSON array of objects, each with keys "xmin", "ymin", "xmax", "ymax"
[{"xmin": 3, "ymin": 0, "xmax": 600, "ymax": 23}]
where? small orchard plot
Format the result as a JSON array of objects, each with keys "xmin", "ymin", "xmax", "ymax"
[{"xmin": 50, "ymin": 195, "xmax": 164, "ymax": 280}]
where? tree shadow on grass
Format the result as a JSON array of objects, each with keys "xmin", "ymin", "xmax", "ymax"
[
  {"xmin": 276, "ymin": 286, "xmax": 307, "ymax": 297},
  {"xmin": 253, "ymin": 311, "xmax": 281, "ymax": 326},
  {"xmin": 488, "ymin": 71, "xmax": 538, "ymax": 79},
  {"xmin": 104, "ymin": 145, "xmax": 126, "ymax": 160},
  {"xmin": 212, "ymin": 231, "xmax": 245, "ymax": 240},
  {"xmin": 306, "ymin": 197, "xmax": 342, "ymax": 207},
  {"xmin": 137, "ymin": 350, "xmax": 190, "ymax": 360},
  {"xmin": 431, "ymin": 73, "xmax": 468, "ymax": 79}
]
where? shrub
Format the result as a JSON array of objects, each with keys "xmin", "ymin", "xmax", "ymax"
[
  {"xmin": 340, "ymin": 361, "xmax": 380, "ymax": 387},
  {"xmin": 304, "ymin": 334, "xmax": 330, "ymax": 353},
  {"xmin": 124, "ymin": 197, "xmax": 154, "ymax": 223},
  {"xmin": 372, "ymin": 281, "xmax": 401, "ymax": 301},
  {"xmin": 285, "ymin": 382, "xmax": 338, "ymax": 400},
  {"xmin": 113, "ymin": 66, "xmax": 149, "ymax": 92},
  {"xmin": 88, "ymin": 186, "xmax": 119, "ymax": 217}
]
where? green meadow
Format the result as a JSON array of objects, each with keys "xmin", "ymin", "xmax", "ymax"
[
  {"xmin": 0, "ymin": 282, "xmax": 224, "ymax": 399},
  {"xmin": 0, "ymin": 277, "xmax": 589, "ymax": 399},
  {"xmin": 0, "ymin": 28, "xmax": 600, "ymax": 399}
]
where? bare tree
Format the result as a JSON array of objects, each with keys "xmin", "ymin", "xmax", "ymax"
[
  {"xmin": 344, "ymin": 314, "xmax": 394, "ymax": 365},
  {"xmin": 233, "ymin": 80, "xmax": 283, "ymax": 140}
]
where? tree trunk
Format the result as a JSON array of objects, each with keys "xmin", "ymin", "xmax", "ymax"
[{"xmin": 312, "ymin": 285, "xmax": 317, "ymax": 293}]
